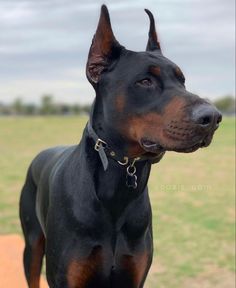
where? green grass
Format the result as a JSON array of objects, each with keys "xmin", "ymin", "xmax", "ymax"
[{"xmin": 0, "ymin": 116, "xmax": 235, "ymax": 287}]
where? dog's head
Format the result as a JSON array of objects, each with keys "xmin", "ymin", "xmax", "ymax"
[{"xmin": 86, "ymin": 5, "xmax": 222, "ymax": 158}]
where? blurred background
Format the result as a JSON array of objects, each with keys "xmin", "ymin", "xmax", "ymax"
[{"xmin": 0, "ymin": 0, "xmax": 235, "ymax": 287}]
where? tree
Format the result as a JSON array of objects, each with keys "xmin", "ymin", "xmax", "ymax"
[
  {"xmin": 12, "ymin": 97, "xmax": 24, "ymax": 115},
  {"xmin": 24, "ymin": 104, "xmax": 38, "ymax": 115},
  {"xmin": 40, "ymin": 95, "xmax": 55, "ymax": 115},
  {"xmin": 214, "ymin": 96, "xmax": 235, "ymax": 114}
]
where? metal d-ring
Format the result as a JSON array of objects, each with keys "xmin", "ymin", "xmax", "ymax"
[{"xmin": 127, "ymin": 165, "xmax": 136, "ymax": 176}]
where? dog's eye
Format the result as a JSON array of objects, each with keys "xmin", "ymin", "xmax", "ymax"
[
  {"xmin": 175, "ymin": 68, "xmax": 185, "ymax": 85},
  {"xmin": 178, "ymin": 74, "xmax": 185, "ymax": 84},
  {"xmin": 136, "ymin": 78, "xmax": 153, "ymax": 87}
]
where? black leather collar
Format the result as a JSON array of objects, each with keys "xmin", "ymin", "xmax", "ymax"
[
  {"xmin": 87, "ymin": 121, "xmax": 165, "ymax": 189},
  {"xmin": 87, "ymin": 121, "xmax": 142, "ymax": 171},
  {"xmin": 87, "ymin": 121, "xmax": 165, "ymax": 170}
]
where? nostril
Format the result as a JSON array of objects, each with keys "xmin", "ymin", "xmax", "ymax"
[
  {"xmin": 192, "ymin": 104, "xmax": 221, "ymax": 128},
  {"xmin": 199, "ymin": 115, "xmax": 212, "ymax": 126},
  {"xmin": 216, "ymin": 114, "xmax": 222, "ymax": 124}
]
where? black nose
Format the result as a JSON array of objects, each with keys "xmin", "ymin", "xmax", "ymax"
[{"xmin": 192, "ymin": 105, "xmax": 222, "ymax": 128}]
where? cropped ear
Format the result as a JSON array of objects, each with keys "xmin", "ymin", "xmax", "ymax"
[
  {"xmin": 86, "ymin": 5, "xmax": 123, "ymax": 86},
  {"xmin": 145, "ymin": 9, "xmax": 162, "ymax": 52}
]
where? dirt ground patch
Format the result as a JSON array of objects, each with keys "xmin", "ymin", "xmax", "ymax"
[{"xmin": 0, "ymin": 235, "xmax": 48, "ymax": 288}]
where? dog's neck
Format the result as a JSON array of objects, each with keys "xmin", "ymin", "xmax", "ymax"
[
  {"xmin": 89, "ymin": 98, "xmax": 132, "ymax": 158},
  {"xmin": 77, "ymin": 121, "xmax": 152, "ymax": 219}
]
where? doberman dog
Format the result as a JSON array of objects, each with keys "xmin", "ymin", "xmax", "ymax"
[{"xmin": 20, "ymin": 5, "xmax": 222, "ymax": 288}]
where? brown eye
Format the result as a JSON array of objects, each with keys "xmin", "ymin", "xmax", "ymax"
[
  {"xmin": 175, "ymin": 68, "xmax": 185, "ymax": 84},
  {"xmin": 136, "ymin": 78, "xmax": 153, "ymax": 87},
  {"xmin": 178, "ymin": 74, "xmax": 185, "ymax": 84}
]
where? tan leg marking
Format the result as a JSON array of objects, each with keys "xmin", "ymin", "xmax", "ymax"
[{"xmin": 29, "ymin": 234, "xmax": 45, "ymax": 288}]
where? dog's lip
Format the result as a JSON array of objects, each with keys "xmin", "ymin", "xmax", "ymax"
[
  {"xmin": 169, "ymin": 137, "xmax": 212, "ymax": 153},
  {"xmin": 140, "ymin": 139, "xmax": 164, "ymax": 153},
  {"xmin": 140, "ymin": 137, "xmax": 210, "ymax": 154},
  {"xmin": 173, "ymin": 142, "xmax": 201, "ymax": 153}
]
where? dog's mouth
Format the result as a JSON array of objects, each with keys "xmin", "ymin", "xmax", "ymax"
[
  {"xmin": 140, "ymin": 136, "xmax": 212, "ymax": 154},
  {"xmin": 140, "ymin": 139, "xmax": 165, "ymax": 154}
]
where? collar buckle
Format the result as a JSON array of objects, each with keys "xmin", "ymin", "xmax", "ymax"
[{"xmin": 94, "ymin": 138, "xmax": 107, "ymax": 151}]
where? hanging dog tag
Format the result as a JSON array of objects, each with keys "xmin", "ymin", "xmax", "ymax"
[
  {"xmin": 126, "ymin": 164, "xmax": 138, "ymax": 189},
  {"xmin": 126, "ymin": 174, "xmax": 137, "ymax": 189}
]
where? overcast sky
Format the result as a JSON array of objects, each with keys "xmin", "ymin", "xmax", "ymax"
[{"xmin": 0, "ymin": 0, "xmax": 235, "ymax": 105}]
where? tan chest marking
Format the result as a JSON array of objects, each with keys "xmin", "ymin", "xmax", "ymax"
[
  {"xmin": 67, "ymin": 247, "xmax": 103, "ymax": 288},
  {"xmin": 119, "ymin": 252, "xmax": 149, "ymax": 285}
]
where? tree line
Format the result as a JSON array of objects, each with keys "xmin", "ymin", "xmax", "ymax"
[
  {"xmin": 0, "ymin": 95, "xmax": 91, "ymax": 116},
  {"xmin": 0, "ymin": 94, "xmax": 235, "ymax": 116}
]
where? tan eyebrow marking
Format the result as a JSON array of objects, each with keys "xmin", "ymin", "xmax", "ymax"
[
  {"xmin": 175, "ymin": 67, "xmax": 184, "ymax": 77},
  {"xmin": 149, "ymin": 66, "xmax": 161, "ymax": 76},
  {"xmin": 115, "ymin": 94, "xmax": 125, "ymax": 113}
]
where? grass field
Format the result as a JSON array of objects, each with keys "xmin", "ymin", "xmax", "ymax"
[{"xmin": 0, "ymin": 116, "xmax": 235, "ymax": 287}]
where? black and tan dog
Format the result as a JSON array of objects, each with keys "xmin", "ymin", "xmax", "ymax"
[{"xmin": 20, "ymin": 5, "xmax": 222, "ymax": 288}]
